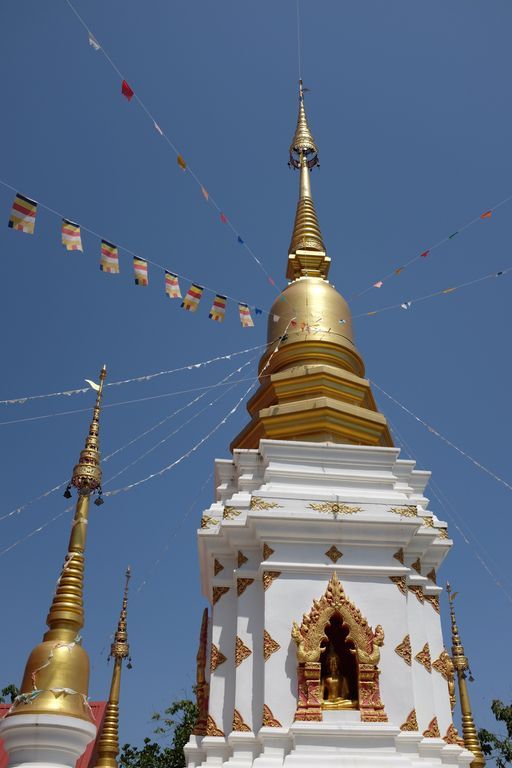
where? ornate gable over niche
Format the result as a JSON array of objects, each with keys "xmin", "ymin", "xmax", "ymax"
[{"xmin": 291, "ymin": 572, "xmax": 387, "ymax": 723}]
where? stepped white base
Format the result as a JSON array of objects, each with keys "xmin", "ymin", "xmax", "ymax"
[
  {"xmin": 0, "ymin": 713, "xmax": 96, "ymax": 768},
  {"xmin": 186, "ymin": 723, "xmax": 475, "ymax": 768}
]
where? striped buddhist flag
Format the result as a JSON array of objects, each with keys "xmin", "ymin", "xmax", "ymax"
[
  {"xmin": 100, "ymin": 240, "xmax": 119, "ymax": 273},
  {"xmin": 181, "ymin": 283, "xmax": 204, "ymax": 312},
  {"xmin": 61, "ymin": 219, "xmax": 83, "ymax": 251},
  {"xmin": 8, "ymin": 193, "xmax": 37, "ymax": 234},
  {"xmin": 133, "ymin": 256, "xmax": 148, "ymax": 286},
  {"xmin": 165, "ymin": 271, "xmax": 181, "ymax": 298},
  {"xmin": 209, "ymin": 294, "xmax": 227, "ymax": 322},
  {"xmin": 238, "ymin": 303, "xmax": 254, "ymax": 327}
]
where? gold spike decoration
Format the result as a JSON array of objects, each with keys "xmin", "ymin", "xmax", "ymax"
[
  {"xmin": 447, "ymin": 583, "xmax": 486, "ymax": 766},
  {"xmin": 289, "ymin": 80, "xmax": 318, "ymax": 168},
  {"xmin": 7, "ymin": 367, "xmax": 107, "ymax": 723},
  {"xmin": 94, "ymin": 568, "xmax": 132, "ymax": 768}
]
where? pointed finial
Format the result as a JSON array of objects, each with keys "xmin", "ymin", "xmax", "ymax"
[
  {"xmin": 446, "ymin": 584, "xmax": 486, "ymax": 766},
  {"xmin": 94, "ymin": 568, "xmax": 132, "ymax": 768},
  {"xmin": 289, "ymin": 80, "xmax": 319, "ymax": 169},
  {"xmin": 71, "ymin": 364, "xmax": 107, "ymax": 497}
]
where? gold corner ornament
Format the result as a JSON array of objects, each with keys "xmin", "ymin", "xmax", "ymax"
[
  {"xmin": 408, "ymin": 585, "xmax": 425, "ymax": 604},
  {"xmin": 427, "ymin": 568, "xmax": 437, "ymax": 583},
  {"xmin": 262, "ymin": 704, "xmax": 282, "ymax": 728},
  {"xmin": 424, "ymin": 594, "xmax": 440, "ymax": 614},
  {"xmin": 213, "ymin": 558, "xmax": 224, "ymax": 576},
  {"xmin": 325, "ymin": 545, "xmax": 343, "ymax": 564},
  {"xmin": 232, "ymin": 709, "xmax": 251, "ymax": 732},
  {"xmin": 432, "ymin": 650, "xmax": 456, "ymax": 712},
  {"xmin": 443, "ymin": 723, "xmax": 464, "ymax": 746},
  {"xmin": 210, "ymin": 644, "xmax": 227, "ymax": 672},
  {"xmin": 389, "ymin": 505, "xmax": 418, "ymax": 518},
  {"xmin": 400, "ymin": 709, "xmax": 419, "ymax": 732},
  {"xmin": 262, "ymin": 542, "xmax": 275, "ymax": 561},
  {"xmin": 206, "ymin": 714, "xmax": 224, "ymax": 737},
  {"xmin": 235, "ymin": 637, "xmax": 252, "ymax": 667},
  {"xmin": 237, "ymin": 578, "xmax": 254, "ymax": 597},
  {"xmin": 201, "ymin": 514, "xmax": 218, "ymax": 529},
  {"xmin": 394, "ymin": 635, "xmax": 412, "ymax": 666},
  {"xmin": 411, "ymin": 558, "xmax": 421, "ymax": 574},
  {"xmin": 263, "ymin": 630, "xmax": 281, "ymax": 661},
  {"xmin": 262, "ymin": 571, "xmax": 281, "ymax": 591},
  {"xmin": 250, "ymin": 496, "xmax": 282, "ymax": 511},
  {"xmin": 421, "ymin": 515, "xmax": 435, "ymax": 528},
  {"xmin": 212, "ymin": 586, "xmax": 229, "ymax": 605},
  {"xmin": 415, "ymin": 643, "xmax": 432, "ymax": 673},
  {"xmin": 389, "ymin": 576, "xmax": 407, "ymax": 596},
  {"xmin": 393, "ymin": 548, "xmax": 405, "ymax": 564},
  {"xmin": 237, "ymin": 551, "xmax": 248, "ymax": 567},
  {"xmin": 309, "ymin": 501, "xmax": 361, "ymax": 517},
  {"xmin": 423, "ymin": 716, "xmax": 441, "ymax": 739},
  {"xmin": 223, "ymin": 506, "xmax": 241, "ymax": 520}
]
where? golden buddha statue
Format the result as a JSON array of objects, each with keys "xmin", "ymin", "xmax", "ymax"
[{"xmin": 322, "ymin": 642, "xmax": 358, "ymax": 710}]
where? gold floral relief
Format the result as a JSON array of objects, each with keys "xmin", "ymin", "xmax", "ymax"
[
  {"xmin": 424, "ymin": 594, "xmax": 440, "ymax": 614},
  {"xmin": 325, "ymin": 545, "xmax": 343, "ymax": 563},
  {"xmin": 232, "ymin": 709, "xmax": 251, "ymax": 732},
  {"xmin": 393, "ymin": 548, "xmax": 405, "ymax": 564},
  {"xmin": 427, "ymin": 568, "xmax": 437, "ymax": 584},
  {"xmin": 237, "ymin": 578, "xmax": 254, "ymax": 597},
  {"xmin": 411, "ymin": 558, "xmax": 421, "ymax": 574},
  {"xmin": 423, "ymin": 716, "xmax": 440, "ymax": 738},
  {"xmin": 400, "ymin": 709, "xmax": 419, "ymax": 731},
  {"xmin": 237, "ymin": 550, "xmax": 248, "ymax": 567},
  {"xmin": 213, "ymin": 558, "xmax": 224, "ymax": 576},
  {"xmin": 443, "ymin": 723, "xmax": 464, "ymax": 746},
  {"xmin": 206, "ymin": 714, "xmax": 224, "ymax": 737},
  {"xmin": 210, "ymin": 644, "xmax": 227, "ymax": 672},
  {"xmin": 262, "ymin": 570, "xmax": 281, "ymax": 591},
  {"xmin": 415, "ymin": 643, "xmax": 432, "ymax": 673},
  {"xmin": 262, "ymin": 704, "xmax": 282, "ymax": 728},
  {"xmin": 263, "ymin": 630, "xmax": 281, "ymax": 661},
  {"xmin": 250, "ymin": 496, "xmax": 282, "ymax": 510},
  {"xmin": 438, "ymin": 527, "xmax": 449, "ymax": 539},
  {"xmin": 395, "ymin": 635, "xmax": 412, "ymax": 666},
  {"xmin": 223, "ymin": 506, "xmax": 241, "ymax": 520},
  {"xmin": 408, "ymin": 585, "xmax": 424, "ymax": 604},
  {"xmin": 201, "ymin": 515, "xmax": 218, "ymax": 529},
  {"xmin": 262, "ymin": 542, "xmax": 274, "ymax": 561},
  {"xmin": 433, "ymin": 650, "xmax": 455, "ymax": 712},
  {"xmin": 309, "ymin": 501, "xmax": 361, "ymax": 517},
  {"xmin": 212, "ymin": 586, "xmax": 230, "ymax": 605},
  {"xmin": 389, "ymin": 576, "xmax": 407, "ymax": 596},
  {"xmin": 420, "ymin": 515, "xmax": 435, "ymax": 528},
  {"xmin": 235, "ymin": 636, "xmax": 252, "ymax": 667},
  {"xmin": 389, "ymin": 505, "xmax": 418, "ymax": 518}
]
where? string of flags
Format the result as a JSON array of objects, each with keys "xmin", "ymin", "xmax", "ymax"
[
  {"xmin": 3, "ymin": 183, "xmax": 283, "ymax": 328},
  {"xmin": 64, "ymin": 0, "xmax": 281, "ymax": 294},
  {"xmin": 351, "ymin": 194, "xmax": 512, "ymax": 301}
]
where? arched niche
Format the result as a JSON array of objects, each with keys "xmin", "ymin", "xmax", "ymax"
[{"xmin": 291, "ymin": 572, "xmax": 387, "ymax": 722}]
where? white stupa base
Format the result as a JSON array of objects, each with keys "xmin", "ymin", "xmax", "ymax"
[
  {"xmin": 187, "ymin": 723, "xmax": 475, "ymax": 768},
  {"xmin": 184, "ymin": 735, "xmax": 206, "ymax": 768},
  {"xmin": 0, "ymin": 713, "xmax": 96, "ymax": 768}
]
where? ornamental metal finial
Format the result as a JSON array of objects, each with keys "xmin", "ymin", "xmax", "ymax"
[
  {"xmin": 289, "ymin": 80, "xmax": 319, "ymax": 169},
  {"xmin": 71, "ymin": 364, "xmax": 107, "ymax": 497},
  {"xmin": 446, "ymin": 584, "xmax": 486, "ymax": 767},
  {"xmin": 94, "ymin": 568, "xmax": 132, "ymax": 768}
]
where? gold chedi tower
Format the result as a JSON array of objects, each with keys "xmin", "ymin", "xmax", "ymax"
[
  {"xmin": 94, "ymin": 568, "xmax": 132, "ymax": 768},
  {"xmin": 6, "ymin": 366, "xmax": 107, "ymax": 723},
  {"xmin": 447, "ymin": 584, "xmax": 486, "ymax": 767},
  {"xmin": 231, "ymin": 82, "xmax": 392, "ymax": 450}
]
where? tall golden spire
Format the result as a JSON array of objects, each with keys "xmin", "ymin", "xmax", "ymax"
[
  {"xmin": 287, "ymin": 80, "xmax": 329, "ymax": 280},
  {"xmin": 447, "ymin": 584, "xmax": 486, "ymax": 767},
  {"xmin": 94, "ymin": 568, "xmax": 132, "ymax": 768},
  {"xmin": 8, "ymin": 366, "xmax": 107, "ymax": 723}
]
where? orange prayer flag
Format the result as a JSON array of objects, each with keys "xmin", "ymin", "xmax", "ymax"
[
  {"xmin": 177, "ymin": 155, "xmax": 187, "ymax": 171},
  {"xmin": 394, "ymin": 266, "xmax": 404, "ymax": 275},
  {"xmin": 480, "ymin": 210, "xmax": 492, "ymax": 219},
  {"xmin": 201, "ymin": 186, "xmax": 209, "ymax": 201},
  {"xmin": 442, "ymin": 287, "xmax": 455, "ymax": 294}
]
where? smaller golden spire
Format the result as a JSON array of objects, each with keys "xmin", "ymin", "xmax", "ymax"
[
  {"xmin": 94, "ymin": 568, "xmax": 132, "ymax": 768},
  {"xmin": 192, "ymin": 608, "xmax": 209, "ymax": 736},
  {"xmin": 289, "ymin": 80, "xmax": 319, "ymax": 169},
  {"xmin": 446, "ymin": 584, "xmax": 486, "ymax": 767}
]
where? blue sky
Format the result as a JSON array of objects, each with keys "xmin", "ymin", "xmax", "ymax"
[{"xmin": 1, "ymin": 0, "xmax": 511, "ymax": 747}]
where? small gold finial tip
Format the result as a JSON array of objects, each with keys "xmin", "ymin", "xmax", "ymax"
[{"xmin": 289, "ymin": 80, "xmax": 318, "ymax": 169}]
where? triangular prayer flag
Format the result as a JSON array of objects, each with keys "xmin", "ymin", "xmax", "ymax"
[
  {"xmin": 133, "ymin": 256, "xmax": 149, "ymax": 286},
  {"xmin": 394, "ymin": 267, "xmax": 404, "ymax": 275},
  {"xmin": 121, "ymin": 80, "xmax": 134, "ymax": 101},
  {"xmin": 254, "ymin": 307, "xmax": 263, "ymax": 315},
  {"xmin": 177, "ymin": 155, "xmax": 187, "ymax": 171},
  {"xmin": 367, "ymin": 311, "xmax": 377, "ymax": 316},
  {"xmin": 209, "ymin": 294, "xmax": 227, "ymax": 322},
  {"xmin": 448, "ymin": 231, "xmax": 458, "ymax": 239},
  {"xmin": 181, "ymin": 283, "xmax": 204, "ymax": 311},
  {"xmin": 8, "ymin": 193, "xmax": 37, "ymax": 234},
  {"xmin": 268, "ymin": 277, "xmax": 276, "ymax": 287},
  {"xmin": 373, "ymin": 281, "xmax": 383, "ymax": 288},
  {"xmin": 220, "ymin": 213, "xmax": 228, "ymax": 224},
  {"xmin": 165, "ymin": 271, "xmax": 181, "ymax": 298},
  {"xmin": 201, "ymin": 186, "xmax": 209, "ymax": 201},
  {"xmin": 88, "ymin": 32, "xmax": 100, "ymax": 51},
  {"xmin": 442, "ymin": 287, "xmax": 455, "ymax": 294},
  {"xmin": 237, "ymin": 236, "xmax": 244, "ymax": 244},
  {"xmin": 400, "ymin": 301, "xmax": 412, "ymax": 310},
  {"xmin": 100, "ymin": 240, "xmax": 119, "ymax": 273},
  {"xmin": 238, "ymin": 303, "xmax": 254, "ymax": 327},
  {"xmin": 480, "ymin": 210, "xmax": 492, "ymax": 219},
  {"xmin": 420, "ymin": 250, "xmax": 430, "ymax": 258},
  {"xmin": 61, "ymin": 219, "xmax": 83, "ymax": 251},
  {"xmin": 154, "ymin": 121, "xmax": 163, "ymax": 136}
]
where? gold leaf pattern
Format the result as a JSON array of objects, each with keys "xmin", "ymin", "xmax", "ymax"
[
  {"xmin": 423, "ymin": 716, "xmax": 440, "ymax": 738},
  {"xmin": 237, "ymin": 578, "xmax": 254, "ymax": 596},
  {"xmin": 206, "ymin": 714, "xmax": 224, "ymax": 736},
  {"xmin": 250, "ymin": 496, "xmax": 281, "ymax": 510},
  {"xmin": 262, "ymin": 542, "xmax": 274, "ymax": 561},
  {"xmin": 237, "ymin": 550, "xmax": 248, "ymax": 567},
  {"xmin": 415, "ymin": 643, "xmax": 432, "ymax": 673},
  {"xmin": 235, "ymin": 636, "xmax": 252, "ymax": 667},
  {"xmin": 394, "ymin": 635, "xmax": 412, "ymax": 666},
  {"xmin": 325, "ymin": 545, "xmax": 343, "ymax": 563},
  {"xmin": 262, "ymin": 570, "xmax": 281, "ymax": 591},
  {"xmin": 223, "ymin": 506, "xmax": 241, "ymax": 520},
  {"xmin": 400, "ymin": 709, "xmax": 418, "ymax": 731},
  {"xmin": 262, "ymin": 704, "xmax": 282, "ymax": 727},
  {"xmin": 424, "ymin": 594, "xmax": 440, "ymax": 613},
  {"xmin": 232, "ymin": 709, "xmax": 251, "ymax": 732},
  {"xmin": 309, "ymin": 501, "xmax": 361, "ymax": 516},
  {"xmin": 389, "ymin": 505, "xmax": 418, "ymax": 518},
  {"xmin": 421, "ymin": 516, "xmax": 435, "ymax": 528},
  {"xmin": 201, "ymin": 514, "xmax": 218, "ymax": 529},
  {"xmin": 393, "ymin": 548, "xmax": 405, "ymax": 564},
  {"xmin": 213, "ymin": 559, "xmax": 224, "ymax": 576},
  {"xmin": 427, "ymin": 568, "xmax": 437, "ymax": 584},
  {"xmin": 408, "ymin": 585, "xmax": 424, "ymax": 604},
  {"xmin": 411, "ymin": 557, "xmax": 421, "ymax": 574},
  {"xmin": 263, "ymin": 630, "xmax": 281, "ymax": 661},
  {"xmin": 212, "ymin": 586, "xmax": 229, "ymax": 605},
  {"xmin": 443, "ymin": 723, "xmax": 463, "ymax": 745},
  {"xmin": 210, "ymin": 644, "xmax": 227, "ymax": 672},
  {"xmin": 438, "ymin": 527, "xmax": 449, "ymax": 539},
  {"xmin": 389, "ymin": 576, "xmax": 407, "ymax": 596}
]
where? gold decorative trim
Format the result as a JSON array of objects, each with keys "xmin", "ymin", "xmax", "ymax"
[
  {"xmin": 421, "ymin": 516, "xmax": 435, "ymax": 528},
  {"xmin": 393, "ymin": 548, "xmax": 405, "ymax": 564},
  {"xmin": 263, "ymin": 630, "xmax": 281, "ymax": 661},
  {"xmin": 250, "ymin": 496, "xmax": 282, "ymax": 510},
  {"xmin": 237, "ymin": 578, "xmax": 254, "ymax": 596},
  {"xmin": 400, "ymin": 709, "xmax": 419, "ymax": 731},
  {"xmin": 423, "ymin": 716, "xmax": 440, "ymax": 738},
  {"xmin": 389, "ymin": 576, "xmax": 407, "ymax": 596},
  {"xmin": 237, "ymin": 551, "xmax": 248, "ymax": 568},
  {"xmin": 443, "ymin": 723, "xmax": 463, "ymax": 746},
  {"xmin": 201, "ymin": 515, "xmax": 218, "ymax": 529},
  {"xmin": 438, "ymin": 527, "xmax": 449, "ymax": 539},
  {"xmin": 262, "ymin": 704, "xmax": 282, "ymax": 728},
  {"xmin": 232, "ymin": 708, "xmax": 251, "ymax": 732},
  {"xmin": 213, "ymin": 559, "xmax": 224, "ymax": 576},
  {"xmin": 433, "ymin": 650, "xmax": 455, "ymax": 712},
  {"xmin": 427, "ymin": 568, "xmax": 437, "ymax": 584},
  {"xmin": 408, "ymin": 585, "xmax": 424, "ymax": 604},
  {"xmin": 415, "ymin": 643, "xmax": 432, "ymax": 673},
  {"xmin": 210, "ymin": 644, "xmax": 227, "ymax": 672},
  {"xmin": 325, "ymin": 545, "xmax": 343, "ymax": 563},
  {"xmin": 394, "ymin": 635, "xmax": 412, "ymax": 666},
  {"xmin": 235, "ymin": 636, "xmax": 252, "ymax": 667},
  {"xmin": 206, "ymin": 714, "xmax": 224, "ymax": 737},
  {"xmin": 308, "ymin": 501, "xmax": 361, "ymax": 517},
  {"xmin": 263, "ymin": 570, "xmax": 281, "ymax": 591},
  {"xmin": 262, "ymin": 542, "xmax": 274, "ymax": 561},
  {"xmin": 212, "ymin": 586, "xmax": 230, "ymax": 605},
  {"xmin": 411, "ymin": 558, "xmax": 421, "ymax": 574},
  {"xmin": 223, "ymin": 506, "xmax": 241, "ymax": 520},
  {"xmin": 424, "ymin": 594, "xmax": 440, "ymax": 614},
  {"xmin": 390, "ymin": 505, "xmax": 418, "ymax": 518}
]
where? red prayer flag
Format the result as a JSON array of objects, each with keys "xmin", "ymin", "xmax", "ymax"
[
  {"xmin": 268, "ymin": 277, "xmax": 275, "ymax": 287},
  {"xmin": 480, "ymin": 210, "xmax": 492, "ymax": 219},
  {"xmin": 121, "ymin": 80, "xmax": 134, "ymax": 101},
  {"xmin": 420, "ymin": 250, "xmax": 430, "ymax": 258},
  {"xmin": 220, "ymin": 213, "xmax": 227, "ymax": 224}
]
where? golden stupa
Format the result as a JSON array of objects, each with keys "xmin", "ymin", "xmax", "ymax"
[{"xmin": 232, "ymin": 83, "xmax": 392, "ymax": 450}]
